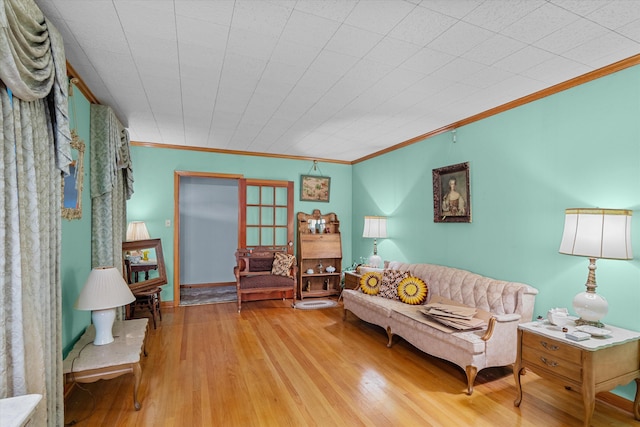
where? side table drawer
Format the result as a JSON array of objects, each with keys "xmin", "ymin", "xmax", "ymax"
[
  {"xmin": 522, "ymin": 331, "xmax": 581, "ymax": 364},
  {"xmin": 523, "ymin": 346, "xmax": 582, "ymax": 382}
]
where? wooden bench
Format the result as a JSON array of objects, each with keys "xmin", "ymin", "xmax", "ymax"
[{"xmin": 234, "ymin": 246, "xmax": 297, "ymax": 312}]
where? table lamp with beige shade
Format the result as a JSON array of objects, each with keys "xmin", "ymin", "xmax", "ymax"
[
  {"xmin": 126, "ymin": 221, "xmax": 151, "ymax": 260},
  {"xmin": 363, "ymin": 216, "xmax": 387, "ymax": 268},
  {"xmin": 558, "ymin": 208, "xmax": 633, "ymax": 328},
  {"xmin": 75, "ymin": 267, "xmax": 136, "ymax": 345}
]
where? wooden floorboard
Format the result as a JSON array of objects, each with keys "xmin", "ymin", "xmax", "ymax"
[{"xmin": 64, "ymin": 300, "xmax": 636, "ymax": 426}]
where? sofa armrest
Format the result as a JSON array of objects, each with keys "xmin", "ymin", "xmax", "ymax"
[
  {"xmin": 480, "ymin": 313, "xmax": 522, "ymax": 367},
  {"xmin": 481, "ymin": 313, "xmax": 521, "ymax": 341}
]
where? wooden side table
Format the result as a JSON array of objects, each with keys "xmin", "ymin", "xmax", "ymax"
[
  {"xmin": 514, "ymin": 321, "xmax": 640, "ymax": 427},
  {"xmin": 339, "ymin": 271, "xmax": 361, "ymax": 302},
  {"xmin": 63, "ymin": 319, "xmax": 148, "ymax": 410},
  {"xmin": 129, "ymin": 260, "xmax": 158, "ymax": 282},
  {"xmin": 343, "ymin": 271, "xmax": 361, "ymax": 290}
]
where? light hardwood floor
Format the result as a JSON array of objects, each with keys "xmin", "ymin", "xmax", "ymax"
[{"xmin": 64, "ymin": 299, "xmax": 635, "ymax": 426}]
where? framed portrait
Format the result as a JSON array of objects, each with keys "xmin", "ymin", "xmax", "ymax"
[
  {"xmin": 61, "ymin": 130, "xmax": 85, "ymax": 220},
  {"xmin": 432, "ymin": 162, "xmax": 471, "ymax": 223},
  {"xmin": 300, "ymin": 175, "xmax": 330, "ymax": 202}
]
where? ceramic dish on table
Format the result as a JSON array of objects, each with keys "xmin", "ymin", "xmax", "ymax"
[{"xmin": 576, "ymin": 325, "xmax": 612, "ymax": 337}]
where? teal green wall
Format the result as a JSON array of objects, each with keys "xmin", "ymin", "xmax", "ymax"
[
  {"xmin": 126, "ymin": 147, "xmax": 353, "ymax": 302},
  {"xmin": 61, "ymin": 89, "xmax": 92, "ymax": 355},
  {"xmin": 61, "ymin": 64, "xmax": 640, "ymax": 400},
  {"xmin": 352, "ymin": 65, "xmax": 640, "ymax": 400}
]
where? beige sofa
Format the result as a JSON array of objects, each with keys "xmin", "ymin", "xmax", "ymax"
[{"xmin": 342, "ymin": 261, "xmax": 538, "ymax": 394}]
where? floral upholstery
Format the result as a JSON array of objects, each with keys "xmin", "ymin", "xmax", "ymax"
[{"xmin": 386, "ymin": 262, "xmax": 534, "ymax": 321}]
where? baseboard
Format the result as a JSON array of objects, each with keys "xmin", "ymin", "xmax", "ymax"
[
  {"xmin": 181, "ymin": 282, "xmax": 235, "ymax": 288},
  {"xmin": 596, "ymin": 391, "xmax": 633, "ymax": 414}
]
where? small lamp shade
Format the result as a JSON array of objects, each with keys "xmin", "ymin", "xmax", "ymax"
[
  {"xmin": 126, "ymin": 221, "xmax": 150, "ymax": 241},
  {"xmin": 362, "ymin": 216, "xmax": 387, "ymax": 239},
  {"xmin": 363, "ymin": 216, "xmax": 387, "ymax": 268},
  {"xmin": 558, "ymin": 208, "xmax": 632, "ymax": 327},
  {"xmin": 75, "ymin": 267, "xmax": 135, "ymax": 345}
]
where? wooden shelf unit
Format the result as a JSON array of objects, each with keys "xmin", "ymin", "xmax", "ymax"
[{"xmin": 297, "ymin": 210, "xmax": 342, "ymax": 300}]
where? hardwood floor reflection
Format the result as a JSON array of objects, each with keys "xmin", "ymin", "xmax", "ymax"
[{"xmin": 64, "ymin": 300, "xmax": 634, "ymax": 426}]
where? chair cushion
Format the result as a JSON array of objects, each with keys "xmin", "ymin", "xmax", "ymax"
[
  {"xmin": 240, "ymin": 275, "xmax": 293, "ymax": 289},
  {"xmin": 249, "ymin": 257, "xmax": 273, "ymax": 272}
]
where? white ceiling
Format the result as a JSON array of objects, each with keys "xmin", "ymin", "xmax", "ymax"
[{"xmin": 36, "ymin": 0, "xmax": 640, "ymax": 162}]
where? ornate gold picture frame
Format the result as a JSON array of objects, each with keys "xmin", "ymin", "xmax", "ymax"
[
  {"xmin": 62, "ymin": 130, "xmax": 85, "ymax": 220},
  {"xmin": 433, "ymin": 162, "xmax": 471, "ymax": 223}
]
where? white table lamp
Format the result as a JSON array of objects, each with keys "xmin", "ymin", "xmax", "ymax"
[
  {"xmin": 126, "ymin": 221, "xmax": 150, "ymax": 241},
  {"xmin": 75, "ymin": 267, "xmax": 136, "ymax": 345},
  {"xmin": 363, "ymin": 216, "xmax": 387, "ymax": 268},
  {"xmin": 559, "ymin": 208, "xmax": 632, "ymax": 327}
]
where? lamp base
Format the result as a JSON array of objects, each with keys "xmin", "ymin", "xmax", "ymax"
[
  {"xmin": 572, "ymin": 291, "xmax": 608, "ymax": 328},
  {"xmin": 368, "ymin": 254, "xmax": 382, "ymax": 269},
  {"xmin": 92, "ymin": 308, "xmax": 116, "ymax": 345}
]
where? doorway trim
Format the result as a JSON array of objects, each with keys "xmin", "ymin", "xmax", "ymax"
[{"xmin": 173, "ymin": 171, "xmax": 243, "ymax": 306}]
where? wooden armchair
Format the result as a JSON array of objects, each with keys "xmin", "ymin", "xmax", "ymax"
[{"xmin": 234, "ymin": 246, "xmax": 297, "ymax": 313}]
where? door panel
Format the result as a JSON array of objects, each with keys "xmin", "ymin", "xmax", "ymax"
[{"xmin": 239, "ymin": 179, "xmax": 294, "ymax": 253}]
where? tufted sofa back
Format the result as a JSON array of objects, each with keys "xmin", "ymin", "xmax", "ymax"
[{"xmin": 387, "ymin": 262, "xmax": 538, "ymax": 322}]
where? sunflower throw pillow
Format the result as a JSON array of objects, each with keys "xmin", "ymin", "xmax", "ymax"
[
  {"xmin": 271, "ymin": 252, "xmax": 295, "ymax": 277},
  {"xmin": 359, "ymin": 272, "xmax": 382, "ymax": 295},
  {"xmin": 397, "ymin": 276, "xmax": 428, "ymax": 305},
  {"xmin": 379, "ymin": 269, "xmax": 409, "ymax": 300}
]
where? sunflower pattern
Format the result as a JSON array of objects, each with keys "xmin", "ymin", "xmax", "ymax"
[
  {"xmin": 359, "ymin": 272, "xmax": 382, "ymax": 295},
  {"xmin": 397, "ymin": 276, "xmax": 428, "ymax": 305}
]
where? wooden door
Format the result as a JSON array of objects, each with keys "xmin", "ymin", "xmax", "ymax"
[{"xmin": 238, "ymin": 179, "xmax": 294, "ymax": 254}]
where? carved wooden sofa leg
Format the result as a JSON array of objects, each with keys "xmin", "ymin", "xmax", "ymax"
[
  {"xmin": 465, "ymin": 365, "xmax": 478, "ymax": 395},
  {"xmin": 386, "ymin": 326, "xmax": 394, "ymax": 348}
]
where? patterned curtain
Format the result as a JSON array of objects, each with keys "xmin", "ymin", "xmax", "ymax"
[
  {"xmin": 0, "ymin": 1, "xmax": 71, "ymax": 425},
  {"xmin": 90, "ymin": 104, "xmax": 133, "ymax": 273}
]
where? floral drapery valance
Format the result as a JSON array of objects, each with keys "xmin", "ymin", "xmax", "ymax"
[
  {"xmin": 0, "ymin": 0, "xmax": 71, "ymax": 172},
  {"xmin": 0, "ymin": 1, "xmax": 71, "ymax": 425},
  {"xmin": 90, "ymin": 104, "xmax": 134, "ymax": 269}
]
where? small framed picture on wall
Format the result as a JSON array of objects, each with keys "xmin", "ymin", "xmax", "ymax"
[
  {"xmin": 432, "ymin": 162, "xmax": 471, "ymax": 223},
  {"xmin": 300, "ymin": 175, "xmax": 330, "ymax": 202}
]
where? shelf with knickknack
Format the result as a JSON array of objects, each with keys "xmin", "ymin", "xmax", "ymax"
[{"xmin": 297, "ymin": 209, "xmax": 342, "ymax": 300}]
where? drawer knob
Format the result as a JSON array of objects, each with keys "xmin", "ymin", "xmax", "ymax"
[
  {"xmin": 540, "ymin": 341, "xmax": 559, "ymax": 351},
  {"xmin": 540, "ymin": 356, "xmax": 559, "ymax": 367}
]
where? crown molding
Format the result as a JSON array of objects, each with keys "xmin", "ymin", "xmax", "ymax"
[
  {"xmin": 66, "ymin": 61, "xmax": 100, "ymax": 104},
  {"xmin": 130, "ymin": 141, "xmax": 351, "ymax": 165}
]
